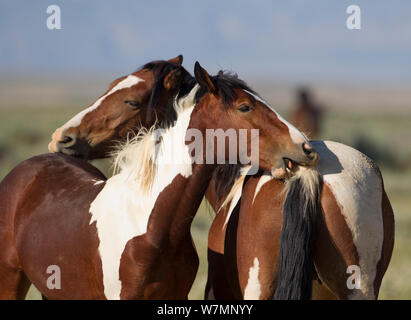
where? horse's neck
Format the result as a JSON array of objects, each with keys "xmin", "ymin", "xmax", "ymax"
[
  {"xmin": 101, "ymin": 88, "xmax": 213, "ymax": 246},
  {"xmin": 163, "ymin": 163, "xmax": 215, "ymax": 246},
  {"xmin": 205, "ymin": 165, "xmax": 251, "ymax": 215}
]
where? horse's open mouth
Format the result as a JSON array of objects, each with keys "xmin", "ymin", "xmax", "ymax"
[
  {"xmin": 283, "ymin": 157, "xmax": 318, "ymax": 173},
  {"xmin": 272, "ymin": 157, "xmax": 309, "ymax": 179},
  {"xmin": 283, "ymin": 158, "xmax": 295, "ymax": 174}
]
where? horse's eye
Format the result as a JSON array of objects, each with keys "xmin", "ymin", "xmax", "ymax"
[
  {"xmin": 124, "ymin": 100, "xmax": 140, "ymax": 109},
  {"xmin": 237, "ymin": 104, "xmax": 253, "ymax": 113}
]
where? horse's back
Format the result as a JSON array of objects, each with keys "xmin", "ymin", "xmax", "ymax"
[
  {"xmin": 0, "ymin": 153, "xmax": 107, "ymax": 299},
  {"xmin": 312, "ymin": 140, "xmax": 392, "ymax": 299},
  {"xmin": 0, "ymin": 153, "xmax": 106, "ymax": 188},
  {"xmin": 0, "ymin": 152, "xmax": 106, "ymax": 230}
]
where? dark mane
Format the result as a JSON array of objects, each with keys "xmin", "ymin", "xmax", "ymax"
[
  {"xmin": 141, "ymin": 60, "xmax": 196, "ymax": 101},
  {"xmin": 274, "ymin": 172, "xmax": 322, "ymax": 300},
  {"xmin": 140, "ymin": 60, "xmax": 196, "ymax": 129},
  {"xmin": 212, "ymin": 164, "xmax": 243, "ymax": 207},
  {"xmin": 195, "ymin": 70, "xmax": 257, "ymax": 107}
]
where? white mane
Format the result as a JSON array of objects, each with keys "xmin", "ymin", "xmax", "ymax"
[
  {"xmin": 111, "ymin": 84, "xmax": 199, "ymax": 192},
  {"xmin": 89, "ymin": 84, "xmax": 199, "ymax": 299}
]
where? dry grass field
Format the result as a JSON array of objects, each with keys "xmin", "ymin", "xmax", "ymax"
[{"xmin": 0, "ymin": 81, "xmax": 410, "ymax": 300}]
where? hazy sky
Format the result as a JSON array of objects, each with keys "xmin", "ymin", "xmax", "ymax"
[{"xmin": 1, "ymin": 1, "xmax": 410, "ymax": 84}]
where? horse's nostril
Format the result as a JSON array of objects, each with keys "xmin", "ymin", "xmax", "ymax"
[
  {"xmin": 302, "ymin": 142, "xmax": 315, "ymax": 158},
  {"xmin": 60, "ymin": 136, "xmax": 73, "ymax": 144}
]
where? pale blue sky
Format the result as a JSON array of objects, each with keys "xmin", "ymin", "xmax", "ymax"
[{"xmin": 1, "ymin": 1, "xmax": 410, "ymax": 84}]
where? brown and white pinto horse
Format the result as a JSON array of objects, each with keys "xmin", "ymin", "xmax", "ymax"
[
  {"xmin": 206, "ymin": 140, "xmax": 394, "ymax": 300},
  {"xmin": 0, "ymin": 55, "xmax": 193, "ymax": 299},
  {"xmin": 0, "ymin": 61, "xmax": 317, "ymax": 299},
  {"xmin": 48, "ymin": 63, "xmax": 394, "ymax": 300}
]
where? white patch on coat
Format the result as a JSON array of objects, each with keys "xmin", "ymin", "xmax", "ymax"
[
  {"xmin": 63, "ymin": 75, "xmax": 143, "ymax": 131},
  {"xmin": 252, "ymin": 172, "xmax": 273, "ymax": 205},
  {"xmin": 220, "ymin": 166, "xmax": 251, "ymax": 228},
  {"xmin": 48, "ymin": 75, "xmax": 144, "ymax": 153},
  {"xmin": 89, "ymin": 86, "xmax": 198, "ymax": 300},
  {"xmin": 245, "ymin": 90, "xmax": 307, "ymax": 144},
  {"xmin": 223, "ymin": 184, "xmax": 243, "ymax": 228},
  {"xmin": 92, "ymin": 180, "xmax": 105, "ymax": 186},
  {"xmin": 243, "ymin": 257, "xmax": 261, "ymax": 300},
  {"xmin": 312, "ymin": 140, "xmax": 384, "ymax": 299}
]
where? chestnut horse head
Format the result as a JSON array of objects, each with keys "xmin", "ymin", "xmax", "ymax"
[
  {"xmin": 48, "ymin": 55, "xmax": 195, "ymax": 159},
  {"xmin": 192, "ymin": 62, "xmax": 318, "ymax": 179}
]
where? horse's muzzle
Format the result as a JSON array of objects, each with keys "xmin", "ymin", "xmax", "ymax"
[
  {"xmin": 48, "ymin": 129, "xmax": 90, "ymax": 159},
  {"xmin": 271, "ymin": 142, "xmax": 319, "ymax": 179}
]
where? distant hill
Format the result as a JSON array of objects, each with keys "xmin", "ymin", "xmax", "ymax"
[{"xmin": 1, "ymin": 76, "xmax": 410, "ymax": 114}]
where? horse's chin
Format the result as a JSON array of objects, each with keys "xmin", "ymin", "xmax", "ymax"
[
  {"xmin": 52, "ymin": 146, "xmax": 88, "ymax": 160},
  {"xmin": 271, "ymin": 167, "xmax": 287, "ymax": 179},
  {"xmin": 62, "ymin": 139, "xmax": 92, "ymax": 160}
]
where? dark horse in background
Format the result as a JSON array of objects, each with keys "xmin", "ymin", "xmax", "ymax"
[{"xmin": 290, "ymin": 87, "xmax": 324, "ymax": 139}]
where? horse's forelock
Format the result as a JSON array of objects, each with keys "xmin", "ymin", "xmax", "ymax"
[{"xmin": 194, "ymin": 70, "xmax": 257, "ymax": 108}]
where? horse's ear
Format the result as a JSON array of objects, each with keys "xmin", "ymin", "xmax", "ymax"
[
  {"xmin": 145, "ymin": 67, "xmax": 183, "ymax": 124},
  {"xmin": 194, "ymin": 61, "xmax": 217, "ymax": 95},
  {"xmin": 168, "ymin": 55, "xmax": 183, "ymax": 66},
  {"xmin": 163, "ymin": 68, "xmax": 183, "ymax": 90}
]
